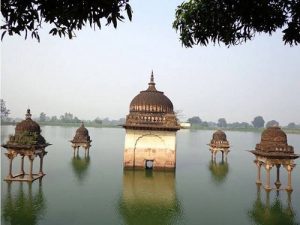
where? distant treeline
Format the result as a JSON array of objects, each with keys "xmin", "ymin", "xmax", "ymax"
[
  {"xmin": 186, "ymin": 116, "xmax": 300, "ymax": 130},
  {"xmin": 2, "ymin": 111, "xmax": 125, "ymax": 128}
]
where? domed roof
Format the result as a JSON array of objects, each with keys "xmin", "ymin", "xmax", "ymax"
[
  {"xmin": 260, "ymin": 126, "xmax": 287, "ymax": 144},
  {"xmin": 2, "ymin": 109, "xmax": 50, "ymax": 148},
  {"xmin": 209, "ymin": 130, "xmax": 230, "ymax": 148},
  {"xmin": 212, "ymin": 130, "xmax": 227, "ymax": 142},
  {"xmin": 124, "ymin": 72, "xmax": 180, "ymax": 131},
  {"xmin": 15, "ymin": 109, "xmax": 41, "ymax": 134},
  {"xmin": 250, "ymin": 126, "xmax": 298, "ymax": 159},
  {"xmin": 71, "ymin": 122, "xmax": 91, "ymax": 143},
  {"xmin": 129, "ymin": 72, "xmax": 174, "ymax": 114}
]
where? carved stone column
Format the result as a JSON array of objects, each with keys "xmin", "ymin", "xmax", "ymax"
[
  {"xmin": 285, "ymin": 164, "xmax": 295, "ymax": 192},
  {"xmin": 28, "ymin": 155, "xmax": 35, "ymax": 180},
  {"xmin": 264, "ymin": 164, "xmax": 272, "ymax": 191},
  {"xmin": 255, "ymin": 160, "xmax": 262, "ymax": 184},
  {"xmin": 39, "ymin": 153, "xmax": 44, "ymax": 176},
  {"xmin": 274, "ymin": 164, "xmax": 281, "ymax": 189},
  {"xmin": 5, "ymin": 151, "xmax": 16, "ymax": 179},
  {"xmin": 20, "ymin": 155, "xmax": 25, "ymax": 175}
]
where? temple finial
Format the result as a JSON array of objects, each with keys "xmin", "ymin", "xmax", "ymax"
[
  {"xmin": 26, "ymin": 109, "xmax": 32, "ymax": 119},
  {"xmin": 147, "ymin": 70, "xmax": 157, "ymax": 91}
]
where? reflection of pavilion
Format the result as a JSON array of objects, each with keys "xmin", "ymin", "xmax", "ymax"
[
  {"xmin": 71, "ymin": 155, "xmax": 91, "ymax": 182},
  {"xmin": 2, "ymin": 179, "xmax": 46, "ymax": 225},
  {"xmin": 208, "ymin": 159, "xmax": 229, "ymax": 184},
  {"xmin": 248, "ymin": 185, "xmax": 297, "ymax": 225},
  {"xmin": 119, "ymin": 171, "xmax": 182, "ymax": 225}
]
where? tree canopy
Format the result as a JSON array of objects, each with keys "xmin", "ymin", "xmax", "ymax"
[
  {"xmin": 252, "ymin": 116, "xmax": 265, "ymax": 128},
  {"xmin": 1, "ymin": 0, "xmax": 132, "ymax": 41},
  {"xmin": 173, "ymin": 0, "xmax": 300, "ymax": 47}
]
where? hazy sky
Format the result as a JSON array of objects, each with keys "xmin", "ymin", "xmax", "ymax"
[{"xmin": 1, "ymin": 0, "xmax": 300, "ymax": 125}]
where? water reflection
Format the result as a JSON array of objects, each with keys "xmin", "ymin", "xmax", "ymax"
[
  {"xmin": 71, "ymin": 155, "xmax": 91, "ymax": 183},
  {"xmin": 2, "ymin": 179, "xmax": 46, "ymax": 225},
  {"xmin": 208, "ymin": 159, "xmax": 229, "ymax": 184},
  {"xmin": 248, "ymin": 185, "xmax": 297, "ymax": 225},
  {"xmin": 119, "ymin": 170, "xmax": 182, "ymax": 225}
]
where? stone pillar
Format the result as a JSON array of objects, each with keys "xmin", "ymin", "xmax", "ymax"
[
  {"xmin": 5, "ymin": 152, "xmax": 16, "ymax": 179},
  {"xmin": 28, "ymin": 155, "xmax": 35, "ymax": 180},
  {"xmin": 221, "ymin": 151, "xmax": 224, "ymax": 160},
  {"xmin": 255, "ymin": 160, "xmax": 262, "ymax": 184},
  {"xmin": 77, "ymin": 147, "xmax": 79, "ymax": 156},
  {"xmin": 274, "ymin": 164, "xmax": 281, "ymax": 189},
  {"xmin": 20, "ymin": 155, "xmax": 25, "ymax": 175},
  {"xmin": 285, "ymin": 164, "xmax": 295, "ymax": 192},
  {"xmin": 264, "ymin": 164, "xmax": 272, "ymax": 191},
  {"xmin": 39, "ymin": 154, "xmax": 44, "ymax": 176}
]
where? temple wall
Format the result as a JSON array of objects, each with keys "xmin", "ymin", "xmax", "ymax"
[{"xmin": 123, "ymin": 129, "xmax": 177, "ymax": 170}]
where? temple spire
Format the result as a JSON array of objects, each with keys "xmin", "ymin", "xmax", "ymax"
[{"xmin": 147, "ymin": 70, "xmax": 157, "ymax": 91}]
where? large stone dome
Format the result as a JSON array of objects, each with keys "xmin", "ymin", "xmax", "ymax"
[
  {"xmin": 129, "ymin": 74, "xmax": 173, "ymax": 114},
  {"xmin": 124, "ymin": 71, "xmax": 180, "ymax": 131},
  {"xmin": 211, "ymin": 130, "xmax": 227, "ymax": 143}
]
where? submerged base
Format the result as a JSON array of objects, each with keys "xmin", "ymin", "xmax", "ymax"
[{"xmin": 4, "ymin": 173, "xmax": 45, "ymax": 182}]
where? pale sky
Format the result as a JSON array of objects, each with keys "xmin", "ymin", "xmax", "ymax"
[{"xmin": 1, "ymin": 0, "xmax": 300, "ymax": 125}]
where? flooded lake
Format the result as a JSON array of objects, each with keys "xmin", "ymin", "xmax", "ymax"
[{"xmin": 1, "ymin": 125, "xmax": 300, "ymax": 225}]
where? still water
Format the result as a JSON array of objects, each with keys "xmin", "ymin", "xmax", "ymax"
[{"xmin": 1, "ymin": 125, "xmax": 300, "ymax": 225}]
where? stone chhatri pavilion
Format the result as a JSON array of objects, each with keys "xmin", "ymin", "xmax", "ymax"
[
  {"xmin": 123, "ymin": 71, "xmax": 180, "ymax": 170},
  {"xmin": 250, "ymin": 126, "xmax": 299, "ymax": 191},
  {"xmin": 208, "ymin": 130, "xmax": 230, "ymax": 160},
  {"xmin": 70, "ymin": 122, "xmax": 92, "ymax": 157},
  {"xmin": 1, "ymin": 109, "xmax": 51, "ymax": 182}
]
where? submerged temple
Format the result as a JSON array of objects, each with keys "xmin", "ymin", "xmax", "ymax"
[
  {"xmin": 1, "ymin": 109, "xmax": 51, "ymax": 182},
  {"xmin": 250, "ymin": 126, "xmax": 299, "ymax": 191},
  {"xmin": 208, "ymin": 130, "xmax": 230, "ymax": 160},
  {"xmin": 70, "ymin": 122, "xmax": 91, "ymax": 157},
  {"xmin": 123, "ymin": 71, "xmax": 180, "ymax": 170}
]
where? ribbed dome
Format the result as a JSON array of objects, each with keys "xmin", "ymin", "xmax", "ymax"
[
  {"xmin": 261, "ymin": 126, "xmax": 287, "ymax": 144},
  {"xmin": 129, "ymin": 72, "xmax": 173, "ymax": 113},
  {"xmin": 211, "ymin": 130, "xmax": 227, "ymax": 142},
  {"xmin": 253, "ymin": 126, "xmax": 296, "ymax": 155},
  {"xmin": 124, "ymin": 71, "xmax": 180, "ymax": 131},
  {"xmin": 71, "ymin": 123, "xmax": 91, "ymax": 143},
  {"xmin": 15, "ymin": 109, "xmax": 41, "ymax": 134}
]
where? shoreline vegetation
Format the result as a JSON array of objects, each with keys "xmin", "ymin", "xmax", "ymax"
[{"xmin": 2, "ymin": 121, "xmax": 300, "ymax": 134}]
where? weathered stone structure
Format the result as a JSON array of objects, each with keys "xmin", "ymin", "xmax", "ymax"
[
  {"xmin": 123, "ymin": 71, "xmax": 180, "ymax": 170},
  {"xmin": 70, "ymin": 122, "xmax": 91, "ymax": 157},
  {"xmin": 208, "ymin": 130, "xmax": 230, "ymax": 160},
  {"xmin": 1, "ymin": 109, "xmax": 51, "ymax": 182},
  {"xmin": 250, "ymin": 126, "xmax": 299, "ymax": 191}
]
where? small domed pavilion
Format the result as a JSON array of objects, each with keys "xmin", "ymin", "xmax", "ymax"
[
  {"xmin": 1, "ymin": 109, "xmax": 51, "ymax": 182},
  {"xmin": 208, "ymin": 130, "xmax": 230, "ymax": 160},
  {"xmin": 70, "ymin": 122, "xmax": 91, "ymax": 157},
  {"xmin": 250, "ymin": 126, "xmax": 299, "ymax": 191},
  {"xmin": 123, "ymin": 71, "xmax": 180, "ymax": 170}
]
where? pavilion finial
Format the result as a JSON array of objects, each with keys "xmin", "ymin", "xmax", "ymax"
[
  {"xmin": 26, "ymin": 109, "xmax": 32, "ymax": 119},
  {"xmin": 150, "ymin": 70, "xmax": 154, "ymax": 83}
]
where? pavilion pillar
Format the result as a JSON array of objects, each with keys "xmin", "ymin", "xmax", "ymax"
[
  {"xmin": 285, "ymin": 164, "xmax": 294, "ymax": 192},
  {"xmin": 221, "ymin": 151, "xmax": 224, "ymax": 160},
  {"xmin": 77, "ymin": 147, "xmax": 79, "ymax": 156},
  {"xmin": 20, "ymin": 155, "xmax": 25, "ymax": 175},
  {"xmin": 39, "ymin": 154, "xmax": 44, "ymax": 176},
  {"xmin": 5, "ymin": 152, "xmax": 16, "ymax": 179},
  {"xmin": 28, "ymin": 155, "xmax": 35, "ymax": 180},
  {"xmin": 274, "ymin": 164, "xmax": 281, "ymax": 189},
  {"xmin": 255, "ymin": 160, "xmax": 262, "ymax": 184},
  {"xmin": 264, "ymin": 164, "xmax": 272, "ymax": 191}
]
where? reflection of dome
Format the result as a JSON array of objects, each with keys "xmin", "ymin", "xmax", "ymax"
[
  {"xmin": 252, "ymin": 127, "xmax": 298, "ymax": 158},
  {"xmin": 124, "ymin": 72, "xmax": 180, "ymax": 131},
  {"xmin": 209, "ymin": 160, "xmax": 229, "ymax": 184},
  {"xmin": 71, "ymin": 123, "xmax": 91, "ymax": 143},
  {"xmin": 119, "ymin": 171, "xmax": 182, "ymax": 225},
  {"xmin": 4, "ymin": 109, "xmax": 47, "ymax": 146}
]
